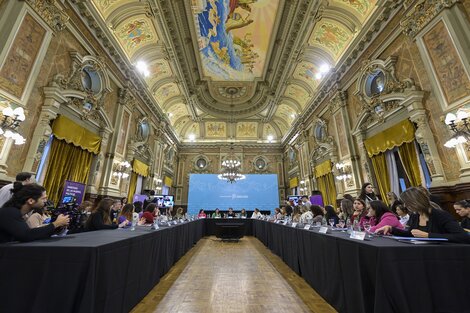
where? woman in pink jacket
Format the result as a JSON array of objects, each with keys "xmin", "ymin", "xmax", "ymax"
[{"xmin": 368, "ymin": 200, "xmax": 403, "ymax": 233}]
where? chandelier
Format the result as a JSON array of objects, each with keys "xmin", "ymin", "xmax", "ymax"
[
  {"xmin": 444, "ymin": 110, "xmax": 470, "ymax": 148},
  {"xmin": 112, "ymin": 160, "xmax": 131, "ymax": 179},
  {"xmin": 0, "ymin": 106, "xmax": 26, "ymax": 145},
  {"xmin": 218, "ymin": 144, "xmax": 245, "ymax": 183}
]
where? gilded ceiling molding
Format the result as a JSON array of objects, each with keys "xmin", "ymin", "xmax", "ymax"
[
  {"xmin": 400, "ymin": 0, "xmax": 461, "ymax": 37},
  {"xmin": 24, "ymin": 0, "xmax": 69, "ymax": 32}
]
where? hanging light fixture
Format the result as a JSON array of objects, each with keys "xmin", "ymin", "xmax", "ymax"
[
  {"xmin": 218, "ymin": 87, "xmax": 245, "ymax": 183},
  {"xmin": 0, "ymin": 105, "xmax": 26, "ymax": 145},
  {"xmin": 112, "ymin": 160, "xmax": 131, "ymax": 179}
]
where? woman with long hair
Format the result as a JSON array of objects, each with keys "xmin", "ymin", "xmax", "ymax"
[
  {"xmin": 359, "ymin": 182, "xmax": 379, "ymax": 203},
  {"xmin": 367, "ymin": 200, "xmax": 402, "ymax": 233},
  {"xmin": 118, "ymin": 203, "xmax": 134, "ymax": 227},
  {"xmin": 86, "ymin": 198, "xmax": 127, "ymax": 231},
  {"xmin": 324, "ymin": 205, "xmax": 339, "ymax": 226},
  {"xmin": 376, "ymin": 187, "xmax": 469, "ymax": 243}
]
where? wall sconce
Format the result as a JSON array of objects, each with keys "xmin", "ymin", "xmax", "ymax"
[
  {"xmin": 444, "ymin": 110, "xmax": 470, "ymax": 148},
  {"xmin": 0, "ymin": 106, "xmax": 26, "ymax": 145},
  {"xmin": 112, "ymin": 160, "xmax": 131, "ymax": 179},
  {"xmin": 335, "ymin": 163, "xmax": 352, "ymax": 181}
]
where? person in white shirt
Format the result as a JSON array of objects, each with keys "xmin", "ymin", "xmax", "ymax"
[
  {"xmin": 300, "ymin": 195, "xmax": 312, "ymax": 210},
  {"xmin": 300, "ymin": 206, "xmax": 313, "ymax": 224},
  {"xmin": 0, "ymin": 172, "xmax": 34, "ymax": 208},
  {"xmin": 395, "ymin": 202, "xmax": 410, "ymax": 226},
  {"xmin": 251, "ymin": 208, "xmax": 262, "ymax": 219}
]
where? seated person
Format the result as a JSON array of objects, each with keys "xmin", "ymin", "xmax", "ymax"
[
  {"xmin": 240, "ymin": 208, "xmax": 247, "ymax": 218},
  {"xmin": 351, "ymin": 199, "xmax": 368, "ymax": 226},
  {"xmin": 454, "ymin": 200, "xmax": 470, "ymax": 231},
  {"xmin": 376, "ymin": 187, "xmax": 469, "ymax": 243},
  {"xmin": 141, "ymin": 203, "xmax": 158, "ymax": 224},
  {"xmin": 109, "ymin": 199, "xmax": 122, "ymax": 224},
  {"xmin": 300, "ymin": 206, "xmax": 313, "ymax": 224},
  {"xmin": 175, "ymin": 207, "xmax": 185, "ymax": 219},
  {"xmin": 251, "ymin": 208, "xmax": 262, "ymax": 219},
  {"xmin": 324, "ymin": 205, "xmax": 339, "ymax": 226},
  {"xmin": 133, "ymin": 201, "xmax": 143, "ymax": 219},
  {"xmin": 26, "ymin": 205, "xmax": 51, "ymax": 228},
  {"xmin": 311, "ymin": 205, "xmax": 324, "ymax": 224},
  {"xmin": 118, "ymin": 203, "xmax": 134, "ymax": 227},
  {"xmin": 393, "ymin": 201, "xmax": 410, "ymax": 226},
  {"xmin": 291, "ymin": 206, "xmax": 302, "ymax": 223},
  {"xmin": 0, "ymin": 183, "xmax": 69, "ymax": 243},
  {"xmin": 367, "ymin": 200, "xmax": 403, "ymax": 233},
  {"xmin": 227, "ymin": 207, "xmax": 235, "ymax": 218},
  {"xmin": 274, "ymin": 208, "xmax": 282, "ymax": 220},
  {"xmin": 212, "ymin": 208, "xmax": 222, "ymax": 218},
  {"xmin": 198, "ymin": 209, "xmax": 206, "ymax": 218},
  {"xmin": 86, "ymin": 198, "xmax": 128, "ymax": 231}
]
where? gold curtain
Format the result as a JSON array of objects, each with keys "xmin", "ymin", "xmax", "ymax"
[
  {"xmin": 132, "ymin": 159, "xmax": 149, "ymax": 177},
  {"xmin": 314, "ymin": 160, "xmax": 332, "ymax": 178},
  {"xmin": 52, "ymin": 115, "xmax": 101, "ymax": 154},
  {"xmin": 370, "ymin": 152, "xmax": 391, "ymax": 205},
  {"xmin": 127, "ymin": 172, "xmax": 138, "ymax": 203},
  {"xmin": 364, "ymin": 119, "xmax": 415, "ymax": 157},
  {"xmin": 289, "ymin": 177, "xmax": 298, "ymax": 188},
  {"xmin": 43, "ymin": 138, "xmax": 93, "ymax": 205},
  {"xmin": 398, "ymin": 141, "xmax": 422, "ymax": 187},
  {"xmin": 316, "ymin": 173, "xmax": 337, "ymax": 206}
]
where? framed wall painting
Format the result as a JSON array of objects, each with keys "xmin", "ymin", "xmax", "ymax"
[
  {"xmin": 417, "ymin": 13, "xmax": 470, "ymax": 111},
  {"xmin": 0, "ymin": 7, "xmax": 52, "ymax": 104}
]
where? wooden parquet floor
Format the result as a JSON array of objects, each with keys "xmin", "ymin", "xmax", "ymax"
[{"xmin": 131, "ymin": 237, "xmax": 336, "ymax": 313}]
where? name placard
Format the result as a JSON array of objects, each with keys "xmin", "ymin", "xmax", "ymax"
[
  {"xmin": 319, "ymin": 226, "xmax": 328, "ymax": 234},
  {"xmin": 304, "ymin": 225, "xmax": 311, "ymax": 230},
  {"xmin": 350, "ymin": 231, "xmax": 366, "ymax": 241},
  {"xmin": 292, "ymin": 222, "xmax": 298, "ymax": 228},
  {"xmin": 275, "ymin": 220, "xmax": 280, "ymax": 224}
]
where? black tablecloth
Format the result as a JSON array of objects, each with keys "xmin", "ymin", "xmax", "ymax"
[
  {"xmin": 252, "ymin": 220, "xmax": 470, "ymax": 313},
  {"xmin": 204, "ymin": 218, "xmax": 253, "ymax": 236},
  {"xmin": 0, "ymin": 220, "xmax": 204, "ymax": 313}
]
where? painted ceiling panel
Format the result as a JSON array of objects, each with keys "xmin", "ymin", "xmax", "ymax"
[
  {"xmin": 283, "ymin": 84, "xmax": 310, "ymax": 108},
  {"xmin": 167, "ymin": 103, "xmax": 189, "ymax": 125},
  {"xmin": 191, "ymin": 0, "xmax": 280, "ymax": 81},
  {"xmin": 292, "ymin": 61, "xmax": 321, "ymax": 91},
  {"xmin": 114, "ymin": 15, "xmax": 158, "ymax": 58},
  {"xmin": 205, "ymin": 121, "xmax": 227, "ymax": 137},
  {"xmin": 236, "ymin": 122, "xmax": 258, "ymax": 138},
  {"xmin": 274, "ymin": 103, "xmax": 296, "ymax": 126},
  {"xmin": 92, "ymin": 0, "xmax": 122, "ymax": 19},
  {"xmin": 263, "ymin": 123, "xmax": 277, "ymax": 138},
  {"xmin": 333, "ymin": 0, "xmax": 377, "ymax": 20},
  {"xmin": 308, "ymin": 19, "xmax": 354, "ymax": 60},
  {"xmin": 154, "ymin": 82, "xmax": 181, "ymax": 105},
  {"xmin": 185, "ymin": 122, "xmax": 200, "ymax": 138},
  {"xmin": 146, "ymin": 59, "xmax": 173, "ymax": 88}
]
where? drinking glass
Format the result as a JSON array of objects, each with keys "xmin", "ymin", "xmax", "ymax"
[
  {"xmin": 363, "ymin": 221, "xmax": 372, "ymax": 238},
  {"xmin": 338, "ymin": 219, "xmax": 345, "ymax": 232},
  {"xmin": 329, "ymin": 218, "xmax": 335, "ymax": 229}
]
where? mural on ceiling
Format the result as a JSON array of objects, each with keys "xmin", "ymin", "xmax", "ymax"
[
  {"xmin": 205, "ymin": 121, "xmax": 226, "ymax": 137},
  {"xmin": 174, "ymin": 118, "xmax": 189, "ymax": 134},
  {"xmin": 263, "ymin": 124, "xmax": 276, "ymax": 138},
  {"xmin": 167, "ymin": 103, "xmax": 189, "ymax": 125},
  {"xmin": 115, "ymin": 16, "xmax": 157, "ymax": 58},
  {"xmin": 293, "ymin": 62, "xmax": 320, "ymax": 90},
  {"xmin": 309, "ymin": 20, "xmax": 353, "ymax": 59},
  {"xmin": 284, "ymin": 84, "xmax": 310, "ymax": 108},
  {"xmin": 273, "ymin": 118, "xmax": 288, "ymax": 135},
  {"xmin": 146, "ymin": 59, "xmax": 173, "ymax": 87},
  {"xmin": 154, "ymin": 82, "xmax": 180, "ymax": 105},
  {"xmin": 191, "ymin": 0, "xmax": 280, "ymax": 81},
  {"xmin": 92, "ymin": 0, "xmax": 121, "ymax": 18},
  {"xmin": 334, "ymin": 0, "xmax": 375, "ymax": 16},
  {"xmin": 186, "ymin": 123, "xmax": 200, "ymax": 138},
  {"xmin": 275, "ymin": 104, "xmax": 296, "ymax": 125},
  {"xmin": 236, "ymin": 122, "xmax": 258, "ymax": 137}
]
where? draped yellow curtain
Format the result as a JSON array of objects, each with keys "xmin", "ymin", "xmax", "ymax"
[
  {"xmin": 370, "ymin": 153, "xmax": 391, "ymax": 205},
  {"xmin": 43, "ymin": 138, "xmax": 93, "ymax": 205},
  {"xmin": 398, "ymin": 141, "xmax": 422, "ymax": 187},
  {"xmin": 127, "ymin": 172, "xmax": 138, "ymax": 203},
  {"xmin": 132, "ymin": 159, "xmax": 149, "ymax": 177},
  {"xmin": 316, "ymin": 173, "xmax": 337, "ymax": 206},
  {"xmin": 52, "ymin": 115, "xmax": 101, "ymax": 154},
  {"xmin": 364, "ymin": 119, "xmax": 415, "ymax": 157}
]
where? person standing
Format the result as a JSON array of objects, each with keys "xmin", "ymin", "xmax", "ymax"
[{"xmin": 0, "ymin": 172, "xmax": 34, "ymax": 208}]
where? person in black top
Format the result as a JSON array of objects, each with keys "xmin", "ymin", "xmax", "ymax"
[
  {"xmin": 283, "ymin": 200, "xmax": 293, "ymax": 216},
  {"xmin": 358, "ymin": 182, "xmax": 379, "ymax": 203},
  {"xmin": 324, "ymin": 205, "xmax": 339, "ymax": 226},
  {"xmin": 377, "ymin": 187, "xmax": 469, "ymax": 243},
  {"xmin": 0, "ymin": 183, "xmax": 69, "ymax": 243},
  {"xmin": 453, "ymin": 200, "xmax": 470, "ymax": 231},
  {"xmin": 227, "ymin": 207, "xmax": 235, "ymax": 217},
  {"xmin": 86, "ymin": 198, "xmax": 127, "ymax": 231}
]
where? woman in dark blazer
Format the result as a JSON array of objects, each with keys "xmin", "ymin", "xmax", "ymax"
[{"xmin": 376, "ymin": 187, "xmax": 469, "ymax": 243}]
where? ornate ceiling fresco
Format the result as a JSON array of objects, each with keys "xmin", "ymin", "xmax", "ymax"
[{"xmin": 83, "ymin": 0, "xmax": 379, "ymax": 144}]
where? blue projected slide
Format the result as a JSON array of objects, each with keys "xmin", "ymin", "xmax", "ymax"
[{"xmin": 187, "ymin": 174, "xmax": 279, "ymax": 215}]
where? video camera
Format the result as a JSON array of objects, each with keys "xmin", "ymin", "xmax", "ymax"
[{"xmin": 49, "ymin": 196, "xmax": 88, "ymax": 233}]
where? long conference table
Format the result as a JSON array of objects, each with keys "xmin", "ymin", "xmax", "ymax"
[{"xmin": 0, "ymin": 218, "xmax": 469, "ymax": 313}]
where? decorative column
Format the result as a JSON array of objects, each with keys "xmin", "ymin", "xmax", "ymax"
[{"xmin": 353, "ymin": 127, "xmax": 373, "ymax": 185}]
